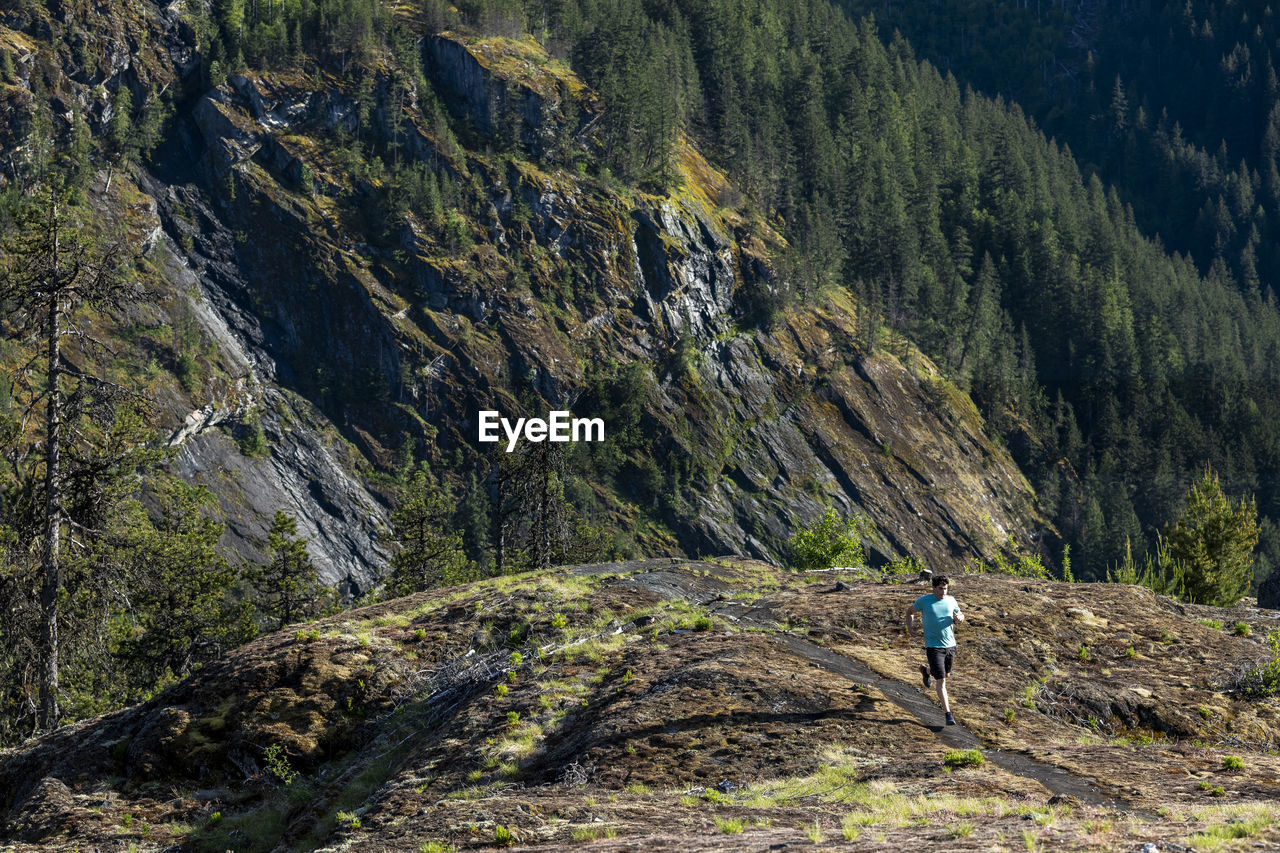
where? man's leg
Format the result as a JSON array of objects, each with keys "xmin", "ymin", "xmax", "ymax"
[{"xmin": 939, "ymin": 647, "xmax": 956, "ymax": 724}]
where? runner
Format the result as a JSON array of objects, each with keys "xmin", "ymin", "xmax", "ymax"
[{"xmin": 904, "ymin": 575, "xmax": 964, "ymax": 725}]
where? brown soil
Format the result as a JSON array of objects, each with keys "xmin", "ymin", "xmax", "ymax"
[{"xmin": 2, "ymin": 558, "xmax": 1279, "ymax": 852}]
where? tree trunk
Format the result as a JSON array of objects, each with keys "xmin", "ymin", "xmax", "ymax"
[
  {"xmin": 38, "ymin": 212, "xmax": 62, "ymax": 731},
  {"xmin": 537, "ymin": 447, "xmax": 551, "ymax": 573}
]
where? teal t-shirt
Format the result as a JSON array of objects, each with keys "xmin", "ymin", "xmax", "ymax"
[{"xmin": 913, "ymin": 593, "xmax": 960, "ymax": 648}]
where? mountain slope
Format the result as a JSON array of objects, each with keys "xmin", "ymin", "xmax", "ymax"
[
  {"xmin": 2, "ymin": 560, "xmax": 1279, "ymax": 851},
  {"xmin": 0, "ymin": 2, "xmax": 1051, "ymax": 583}
]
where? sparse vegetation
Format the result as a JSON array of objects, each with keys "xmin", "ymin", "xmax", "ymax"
[
  {"xmin": 420, "ymin": 842, "xmax": 454, "ymax": 853},
  {"xmin": 571, "ymin": 825, "xmax": 618, "ymax": 841},
  {"xmin": 715, "ymin": 816, "xmax": 745, "ymax": 834},
  {"xmin": 1227, "ymin": 631, "xmax": 1280, "ymax": 697},
  {"xmin": 263, "ymin": 744, "xmax": 297, "ymax": 786},
  {"xmin": 943, "ymin": 749, "xmax": 985, "ymax": 769}
]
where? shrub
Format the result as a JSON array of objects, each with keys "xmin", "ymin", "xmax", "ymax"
[
  {"xmin": 943, "ymin": 749, "xmax": 984, "ymax": 768},
  {"xmin": 1222, "ymin": 755, "xmax": 1244, "ymax": 770},
  {"xmin": 1227, "ymin": 631, "xmax": 1280, "ymax": 697},
  {"xmin": 987, "ymin": 546, "xmax": 1053, "ymax": 580},
  {"xmin": 886, "ymin": 554, "xmax": 927, "ymax": 575},
  {"xmin": 494, "ymin": 824, "xmax": 513, "ymax": 845},
  {"xmin": 715, "ymin": 817, "xmax": 745, "ymax": 834},
  {"xmin": 1108, "ymin": 535, "xmax": 1184, "ymax": 597},
  {"xmin": 1234, "ymin": 622, "xmax": 1252, "ymax": 637},
  {"xmin": 788, "ymin": 507, "xmax": 871, "ymax": 570},
  {"xmin": 264, "ymin": 743, "xmax": 298, "ymax": 785}
]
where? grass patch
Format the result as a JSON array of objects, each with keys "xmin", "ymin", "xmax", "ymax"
[
  {"xmin": 1186, "ymin": 805, "xmax": 1276, "ymax": 851},
  {"xmin": 943, "ymin": 749, "xmax": 984, "ymax": 768},
  {"xmin": 570, "ymin": 825, "xmax": 618, "ymax": 841},
  {"xmin": 715, "ymin": 816, "xmax": 745, "ymax": 834},
  {"xmin": 420, "ymin": 842, "xmax": 454, "ymax": 853}
]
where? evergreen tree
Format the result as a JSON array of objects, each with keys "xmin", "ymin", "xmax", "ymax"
[
  {"xmin": 113, "ymin": 477, "xmax": 254, "ymax": 696},
  {"xmin": 1166, "ymin": 468, "xmax": 1259, "ymax": 606},
  {"xmin": 252, "ymin": 511, "xmax": 331, "ymax": 631},
  {"xmin": 386, "ymin": 464, "xmax": 472, "ymax": 595},
  {"xmin": 0, "ymin": 180, "xmax": 135, "ymax": 730}
]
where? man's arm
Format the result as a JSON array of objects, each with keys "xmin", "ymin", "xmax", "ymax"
[
  {"xmin": 953, "ymin": 602, "xmax": 965, "ymax": 623},
  {"xmin": 904, "ymin": 603, "xmax": 917, "ymax": 636}
]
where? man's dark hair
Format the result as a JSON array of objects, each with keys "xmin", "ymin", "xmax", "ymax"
[{"xmin": 932, "ymin": 575, "xmax": 950, "ymax": 588}]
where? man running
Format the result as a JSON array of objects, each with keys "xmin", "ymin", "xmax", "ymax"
[{"xmin": 904, "ymin": 575, "xmax": 964, "ymax": 725}]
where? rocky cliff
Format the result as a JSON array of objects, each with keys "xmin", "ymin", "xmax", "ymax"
[{"xmin": 0, "ymin": 2, "xmax": 1048, "ymax": 585}]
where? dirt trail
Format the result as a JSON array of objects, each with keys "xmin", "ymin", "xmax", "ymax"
[{"xmin": 575, "ymin": 561, "xmax": 1144, "ymax": 813}]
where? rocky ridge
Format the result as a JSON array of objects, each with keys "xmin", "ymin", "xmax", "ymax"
[{"xmin": 2, "ymin": 559, "xmax": 1279, "ymax": 852}]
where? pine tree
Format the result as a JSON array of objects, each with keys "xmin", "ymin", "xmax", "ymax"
[
  {"xmin": 1166, "ymin": 469, "xmax": 1259, "ymax": 607},
  {"xmin": 253, "ymin": 511, "xmax": 331, "ymax": 631},
  {"xmin": 386, "ymin": 464, "xmax": 472, "ymax": 595},
  {"xmin": 0, "ymin": 180, "xmax": 134, "ymax": 730},
  {"xmin": 113, "ymin": 476, "xmax": 253, "ymax": 694}
]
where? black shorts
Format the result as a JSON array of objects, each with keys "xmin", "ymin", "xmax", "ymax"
[{"xmin": 925, "ymin": 646, "xmax": 956, "ymax": 680}]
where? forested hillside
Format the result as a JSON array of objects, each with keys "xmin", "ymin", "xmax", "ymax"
[
  {"xmin": 420, "ymin": 0, "xmax": 1280, "ymax": 581},
  {"xmin": 848, "ymin": 0, "xmax": 1280, "ymax": 296},
  {"xmin": 3, "ymin": 0, "xmax": 1280, "ymax": 744}
]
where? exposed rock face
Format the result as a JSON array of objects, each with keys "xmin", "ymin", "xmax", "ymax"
[
  {"xmin": 426, "ymin": 33, "xmax": 599, "ymax": 157},
  {"xmin": 2, "ymin": 12, "xmax": 1047, "ymax": 585}
]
